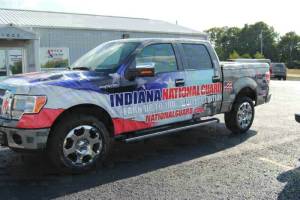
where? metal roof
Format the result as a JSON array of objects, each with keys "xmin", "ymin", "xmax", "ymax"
[{"xmin": 0, "ymin": 8, "xmax": 205, "ymax": 36}]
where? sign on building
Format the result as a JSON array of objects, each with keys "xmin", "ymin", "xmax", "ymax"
[{"xmin": 40, "ymin": 47, "xmax": 70, "ymax": 69}]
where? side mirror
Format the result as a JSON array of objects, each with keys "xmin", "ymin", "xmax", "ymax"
[{"xmin": 126, "ymin": 62, "xmax": 155, "ymax": 80}]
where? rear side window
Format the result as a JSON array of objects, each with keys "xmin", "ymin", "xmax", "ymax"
[
  {"xmin": 182, "ymin": 44, "xmax": 213, "ymax": 70},
  {"xmin": 135, "ymin": 44, "xmax": 178, "ymax": 74}
]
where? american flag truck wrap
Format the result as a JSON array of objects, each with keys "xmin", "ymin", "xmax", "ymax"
[{"xmin": 0, "ymin": 39, "xmax": 271, "ymax": 173}]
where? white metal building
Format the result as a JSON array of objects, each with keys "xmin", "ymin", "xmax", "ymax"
[{"xmin": 0, "ymin": 8, "xmax": 207, "ymax": 76}]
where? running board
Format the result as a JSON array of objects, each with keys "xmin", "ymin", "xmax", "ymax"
[{"xmin": 124, "ymin": 118, "xmax": 219, "ymax": 143}]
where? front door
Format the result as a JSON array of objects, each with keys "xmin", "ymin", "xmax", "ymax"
[
  {"xmin": 7, "ymin": 49, "xmax": 23, "ymax": 75},
  {"xmin": 119, "ymin": 43, "xmax": 188, "ymax": 132},
  {"xmin": 0, "ymin": 48, "xmax": 24, "ymax": 76},
  {"xmin": 180, "ymin": 43, "xmax": 222, "ymax": 119},
  {"xmin": 0, "ymin": 50, "xmax": 6, "ymax": 76}
]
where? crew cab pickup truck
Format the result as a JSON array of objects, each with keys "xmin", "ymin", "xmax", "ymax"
[{"xmin": 0, "ymin": 39, "xmax": 271, "ymax": 173}]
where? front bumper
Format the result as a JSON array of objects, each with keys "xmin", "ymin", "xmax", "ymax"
[
  {"xmin": 0, "ymin": 126, "xmax": 50, "ymax": 149},
  {"xmin": 271, "ymin": 73, "xmax": 286, "ymax": 78},
  {"xmin": 296, "ymin": 114, "xmax": 300, "ymax": 123},
  {"xmin": 265, "ymin": 94, "xmax": 272, "ymax": 103},
  {"xmin": 257, "ymin": 94, "xmax": 272, "ymax": 105}
]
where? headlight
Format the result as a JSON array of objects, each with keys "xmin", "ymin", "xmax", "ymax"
[{"xmin": 1, "ymin": 94, "xmax": 47, "ymax": 119}]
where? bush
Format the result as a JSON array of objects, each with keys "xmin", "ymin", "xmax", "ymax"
[{"xmin": 42, "ymin": 59, "xmax": 69, "ymax": 69}]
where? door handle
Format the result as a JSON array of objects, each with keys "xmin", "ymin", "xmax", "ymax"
[
  {"xmin": 212, "ymin": 76, "xmax": 221, "ymax": 83},
  {"xmin": 175, "ymin": 79, "xmax": 185, "ymax": 87}
]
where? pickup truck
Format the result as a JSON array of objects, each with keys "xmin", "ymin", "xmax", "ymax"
[{"xmin": 0, "ymin": 39, "xmax": 271, "ymax": 173}]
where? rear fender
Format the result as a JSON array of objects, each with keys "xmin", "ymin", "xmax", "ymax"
[{"xmin": 225, "ymin": 77, "xmax": 258, "ymax": 111}]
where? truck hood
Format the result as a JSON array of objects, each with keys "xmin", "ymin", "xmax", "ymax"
[{"xmin": 0, "ymin": 70, "xmax": 116, "ymax": 94}]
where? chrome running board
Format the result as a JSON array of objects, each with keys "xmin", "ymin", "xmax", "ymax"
[{"xmin": 124, "ymin": 118, "xmax": 219, "ymax": 143}]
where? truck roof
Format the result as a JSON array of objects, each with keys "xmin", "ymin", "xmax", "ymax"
[{"xmin": 109, "ymin": 38, "xmax": 210, "ymax": 44}]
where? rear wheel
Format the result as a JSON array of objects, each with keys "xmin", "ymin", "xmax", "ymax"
[
  {"xmin": 225, "ymin": 97, "xmax": 255, "ymax": 134},
  {"xmin": 47, "ymin": 113, "xmax": 113, "ymax": 173}
]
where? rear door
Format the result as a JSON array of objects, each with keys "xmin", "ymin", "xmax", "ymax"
[{"xmin": 179, "ymin": 43, "xmax": 223, "ymax": 118}]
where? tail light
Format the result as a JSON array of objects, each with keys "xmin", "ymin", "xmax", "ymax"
[{"xmin": 265, "ymin": 70, "xmax": 270, "ymax": 83}]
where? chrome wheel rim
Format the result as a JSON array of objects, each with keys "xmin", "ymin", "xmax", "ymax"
[
  {"xmin": 63, "ymin": 125, "xmax": 103, "ymax": 167},
  {"xmin": 237, "ymin": 102, "xmax": 253, "ymax": 129}
]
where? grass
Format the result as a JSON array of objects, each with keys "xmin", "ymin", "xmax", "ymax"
[
  {"xmin": 288, "ymin": 69, "xmax": 300, "ymax": 76},
  {"xmin": 287, "ymin": 68, "xmax": 300, "ymax": 80}
]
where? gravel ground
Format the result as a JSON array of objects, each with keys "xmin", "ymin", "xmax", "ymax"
[{"xmin": 0, "ymin": 80, "xmax": 299, "ymax": 200}]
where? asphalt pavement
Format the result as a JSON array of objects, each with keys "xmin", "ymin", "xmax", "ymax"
[{"xmin": 0, "ymin": 80, "xmax": 299, "ymax": 200}]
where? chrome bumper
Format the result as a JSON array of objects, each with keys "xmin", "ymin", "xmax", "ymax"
[{"xmin": 0, "ymin": 126, "xmax": 50, "ymax": 149}]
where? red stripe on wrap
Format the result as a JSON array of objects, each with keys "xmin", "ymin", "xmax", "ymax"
[
  {"xmin": 17, "ymin": 108, "xmax": 64, "ymax": 129},
  {"xmin": 113, "ymin": 118, "xmax": 155, "ymax": 135}
]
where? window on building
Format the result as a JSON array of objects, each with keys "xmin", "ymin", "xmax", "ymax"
[
  {"xmin": 135, "ymin": 44, "xmax": 178, "ymax": 74},
  {"xmin": 182, "ymin": 44, "xmax": 213, "ymax": 70}
]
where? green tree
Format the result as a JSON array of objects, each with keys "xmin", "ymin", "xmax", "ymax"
[
  {"xmin": 206, "ymin": 21, "xmax": 300, "ymax": 65},
  {"xmin": 253, "ymin": 52, "xmax": 265, "ymax": 59},
  {"xmin": 205, "ymin": 27, "xmax": 227, "ymax": 60},
  {"xmin": 205, "ymin": 27, "xmax": 241, "ymax": 60},
  {"xmin": 277, "ymin": 32, "xmax": 300, "ymax": 68},
  {"xmin": 229, "ymin": 50, "xmax": 240, "ymax": 59},
  {"xmin": 241, "ymin": 53, "xmax": 252, "ymax": 58},
  {"xmin": 237, "ymin": 22, "xmax": 279, "ymax": 61}
]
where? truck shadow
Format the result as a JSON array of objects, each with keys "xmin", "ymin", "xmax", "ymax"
[
  {"xmin": 0, "ymin": 123, "xmax": 256, "ymax": 199},
  {"xmin": 277, "ymin": 165, "xmax": 300, "ymax": 200}
]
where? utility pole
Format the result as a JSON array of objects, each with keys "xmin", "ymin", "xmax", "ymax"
[
  {"xmin": 289, "ymin": 41, "xmax": 294, "ymax": 65},
  {"xmin": 259, "ymin": 31, "xmax": 263, "ymax": 55}
]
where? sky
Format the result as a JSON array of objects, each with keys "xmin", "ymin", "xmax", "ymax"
[{"xmin": 0, "ymin": 0, "xmax": 299, "ymax": 35}]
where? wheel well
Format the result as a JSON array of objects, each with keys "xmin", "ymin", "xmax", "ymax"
[
  {"xmin": 50, "ymin": 104, "xmax": 114, "ymax": 137},
  {"xmin": 236, "ymin": 87, "xmax": 257, "ymax": 104}
]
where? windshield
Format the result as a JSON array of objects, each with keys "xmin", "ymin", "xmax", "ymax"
[
  {"xmin": 71, "ymin": 41, "xmax": 140, "ymax": 72},
  {"xmin": 272, "ymin": 63, "xmax": 285, "ymax": 70}
]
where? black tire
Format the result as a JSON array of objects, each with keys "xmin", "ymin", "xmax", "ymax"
[
  {"xmin": 283, "ymin": 76, "xmax": 287, "ymax": 80},
  {"xmin": 225, "ymin": 96, "xmax": 255, "ymax": 134},
  {"xmin": 47, "ymin": 113, "xmax": 113, "ymax": 174}
]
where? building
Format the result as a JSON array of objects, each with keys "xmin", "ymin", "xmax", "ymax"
[{"xmin": 0, "ymin": 8, "xmax": 207, "ymax": 76}]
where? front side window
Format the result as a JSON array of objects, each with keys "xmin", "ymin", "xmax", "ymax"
[
  {"xmin": 71, "ymin": 41, "xmax": 140, "ymax": 72},
  {"xmin": 182, "ymin": 44, "xmax": 213, "ymax": 70},
  {"xmin": 135, "ymin": 44, "xmax": 178, "ymax": 74}
]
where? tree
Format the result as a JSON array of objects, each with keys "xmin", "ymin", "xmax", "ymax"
[
  {"xmin": 205, "ymin": 21, "xmax": 299, "ymax": 67},
  {"xmin": 254, "ymin": 52, "xmax": 265, "ymax": 59},
  {"xmin": 237, "ymin": 22, "xmax": 279, "ymax": 61},
  {"xmin": 277, "ymin": 32, "xmax": 300, "ymax": 67},
  {"xmin": 205, "ymin": 27, "xmax": 241, "ymax": 60},
  {"xmin": 205, "ymin": 27, "xmax": 227, "ymax": 60},
  {"xmin": 241, "ymin": 53, "xmax": 252, "ymax": 58},
  {"xmin": 229, "ymin": 50, "xmax": 240, "ymax": 59}
]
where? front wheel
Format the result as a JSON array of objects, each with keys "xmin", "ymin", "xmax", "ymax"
[
  {"xmin": 47, "ymin": 114, "xmax": 113, "ymax": 173},
  {"xmin": 225, "ymin": 97, "xmax": 255, "ymax": 134}
]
